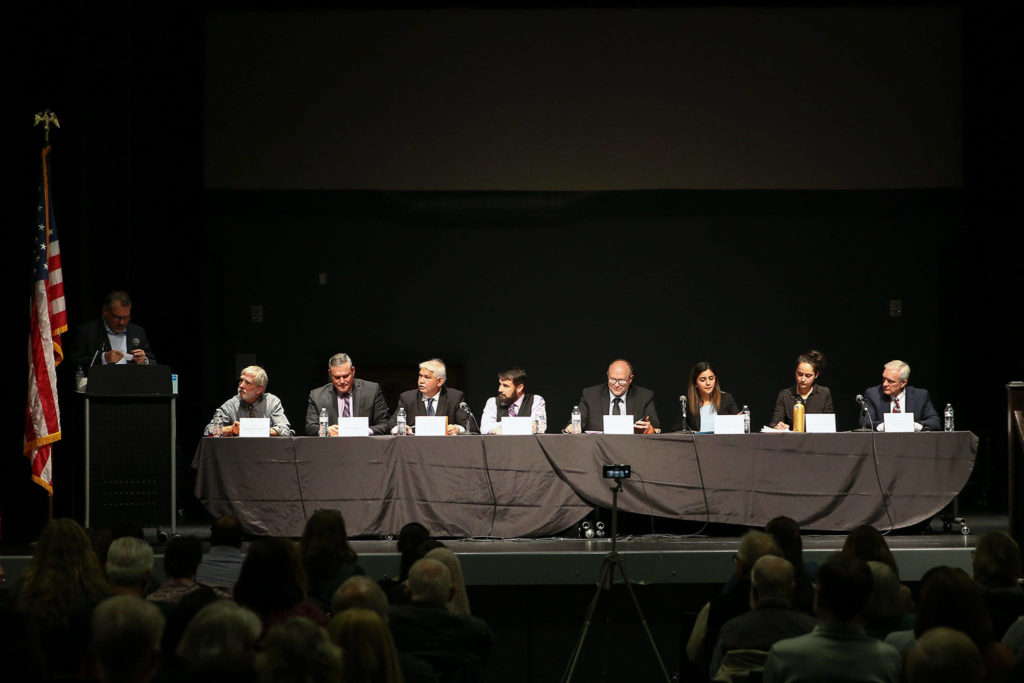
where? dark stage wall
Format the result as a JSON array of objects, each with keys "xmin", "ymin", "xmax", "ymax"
[{"xmin": 3, "ymin": 3, "xmax": 1020, "ymax": 546}]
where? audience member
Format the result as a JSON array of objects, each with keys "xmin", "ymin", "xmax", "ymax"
[
  {"xmin": 389, "ymin": 558, "xmax": 493, "ymax": 681},
  {"xmin": 380, "ymin": 522, "xmax": 431, "ymax": 605},
  {"xmin": 709, "ymin": 555, "xmax": 817, "ymax": 682},
  {"xmin": 764, "ymin": 516, "xmax": 817, "ymax": 614},
  {"xmin": 328, "ymin": 608, "xmax": 404, "ymax": 683},
  {"xmin": 148, "ymin": 536, "xmax": 226, "ymax": 605},
  {"xmin": 194, "ymin": 515, "xmax": 246, "ymax": 593},
  {"xmin": 105, "ymin": 537, "xmax": 156, "ymax": 596},
  {"xmin": 763, "ymin": 552, "xmax": 902, "ymax": 683},
  {"xmin": 842, "ymin": 524, "xmax": 913, "ymax": 611},
  {"xmin": 884, "ymin": 566, "xmax": 1015, "ymax": 678},
  {"xmin": 332, "ymin": 576, "xmax": 440, "ymax": 683},
  {"xmin": 688, "ymin": 531, "xmax": 781, "ymax": 675},
  {"xmin": 906, "ymin": 627, "xmax": 984, "ymax": 683},
  {"xmin": 91, "ymin": 595, "xmax": 165, "ymax": 683},
  {"xmin": 425, "ymin": 547, "xmax": 471, "ymax": 615},
  {"xmin": 972, "ymin": 531, "xmax": 1024, "ymax": 640},
  {"xmin": 15, "ymin": 518, "xmax": 110, "ymax": 677},
  {"xmin": 300, "ymin": 509, "xmax": 365, "ymax": 613},
  {"xmin": 234, "ymin": 538, "xmax": 328, "ymax": 639},
  {"xmin": 863, "ymin": 561, "xmax": 915, "ymax": 640},
  {"xmin": 254, "ymin": 617, "xmax": 342, "ymax": 683},
  {"xmin": 176, "ymin": 600, "xmax": 261, "ymax": 662}
]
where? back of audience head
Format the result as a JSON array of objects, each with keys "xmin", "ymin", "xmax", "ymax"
[
  {"xmin": 842, "ymin": 524, "xmax": 900, "ymax": 578},
  {"xmin": 914, "ymin": 566, "xmax": 995, "ymax": 646},
  {"xmin": 736, "ymin": 530, "xmax": 782, "ymax": 579},
  {"xmin": 425, "ymin": 546, "xmax": 471, "ymax": 615},
  {"xmin": 91, "ymin": 595, "xmax": 164, "ymax": 683},
  {"xmin": 906, "ymin": 627, "xmax": 984, "ymax": 683},
  {"xmin": 234, "ymin": 538, "xmax": 307, "ymax": 616},
  {"xmin": 972, "ymin": 531, "xmax": 1020, "ymax": 587},
  {"xmin": 18, "ymin": 518, "xmax": 109, "ymax": 622},
  {"xmin": 327, "ymin": 608, "xmax": 404, "ymax": 683},
  {"xmin": 331, "ymin": 575, "xmax": 389, "ymax": 620},
  {"xmin": 397, "ymin": 522, "xmax": 430, "ymax": 580},
  {"xmin": 106, "ymin": 537, "xmax": 155, "ymax": 592},
  {"xmin": 300, "ymin": 509, "xmax": 358, "ymax": 578},
  {"xmin": 764, "ymin": 516, "xmax": 804, "ymax": 572},
  {"xmin": 210, "ymin": 515, "xmax": 243, "ymax": 549},
  {"xmin": 255, "ymin": 617, "xmax": 342, "ymax": 683},
  {"xmin": 176, "ymin": 600, "xmax": 261, "ymax": 662},
  {"xmin": 407, "ymin": 558, "xmax": 454, "ymax": 606},
  {"xmin": 815, "ymin": 552, "xmax": 873, "ymax": 622},
  {"xmin": 864, "ymin": 560, "xmax": 905, "ymax": 619},
  {"xmin": 750, "ymin": 555, "xmax": 795, "ymax": 606},
  {"xmin": 164, "ymin": 536, "xmax": 203, "ymax": 580}
]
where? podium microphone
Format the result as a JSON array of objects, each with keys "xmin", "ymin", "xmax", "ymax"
[{"xmin": 459, "ymin": 401, "xmax": 480, "ymax": 434}]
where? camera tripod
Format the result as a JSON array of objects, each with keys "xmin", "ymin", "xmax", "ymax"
[{"xmin": 560, "ymin": 478, "xmax": 671, "ymax": 683}]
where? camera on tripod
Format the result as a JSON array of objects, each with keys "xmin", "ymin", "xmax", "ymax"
[{"xmin": 602, "ymin": 464, "xmax": 631, "ymax": 480}]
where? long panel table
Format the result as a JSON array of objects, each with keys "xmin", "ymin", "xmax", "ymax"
[{"xmin": 193, "ymin": 431, "xmax": 977, "ymax": 538}]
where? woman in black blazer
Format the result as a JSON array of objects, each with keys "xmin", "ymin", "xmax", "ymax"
[
  {"xmin": 682, "ymin": 361, "xmax": 740, "ymax": 431},
  {"xmin": 769, "ymin": 349, "xmax": 834, "ymax": 429}
]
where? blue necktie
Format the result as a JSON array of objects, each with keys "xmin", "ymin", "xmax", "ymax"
[{"xmin": 426, "ymin": 398, "xmax": 435, "ymax": 416}]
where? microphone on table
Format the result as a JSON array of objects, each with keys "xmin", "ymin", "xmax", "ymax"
[
  {"xmin": 679, "ymin": 395, "xmax": 691, "ymax": 433},
  {"xmin": 459, "ymin": 401, "xmax": 480, "ymax": 434},
  {"xmin": 854, "ymin": 394, "xmax": 873, "ymax": 432}
]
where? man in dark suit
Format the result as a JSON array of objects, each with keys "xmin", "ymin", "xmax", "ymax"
[
  {"xmin": 304, "ymin": 353, "xmax": 391, "ymax": 435},
  {"xmin": 68, "ymin": 290, "xmax": 155, "ymax": 371},
  {"xmin": 863, "ymin": 359, "xmax": 941, "ymax": 431},
  {"xmin": 388, "ymin": 358, "xmax": 477, "ymax": 435},
  {"xmin": 568, "ymin": 359, "xmax": 660, "ymax": 433}
]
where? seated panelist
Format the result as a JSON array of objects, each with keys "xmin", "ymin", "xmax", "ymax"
[
  {"xmin": 679, "ymin": 361, "xmax": 740, "ymax": 432},
  {"xmin": 770, "ymin": 349, "xmax": 835, "ymax": 430},
  {"xmin": 304, "ymin": 353, "xmax": 391, "ymax": 436},
  {"xmin": 566, "ymin": 359, "xmax": 660, "ymax": 434},
  {"xmin": 204, "ymin": 365, "xmax": 293, "ymax": 436},
  {"xmin": 480, "ymin": 367, "xmax": 547, "ymax": 434},
  {"xmin": 387, "ymin": 358, "xmax": 477, "ymax": 435},
  {"xmin": 863, "ymin": 359, "xmax": 941, "ymax": 431}
]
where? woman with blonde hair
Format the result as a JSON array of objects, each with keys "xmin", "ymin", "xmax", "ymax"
[
  {"xmin": 328, "ymin": 608, "xmax": 404, "ymax": 683},
  {"xmin": 425, "ymin": 547, "xmax": 471, "ymax": 615}
]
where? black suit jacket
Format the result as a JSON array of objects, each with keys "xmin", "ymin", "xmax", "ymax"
[
  {"xmin": 304, "ymin": 378, "xmax": 391, "ymax": 435},
  {"xmin": 769, "ymin": 384, "xmax": 834, "ymax": 427},
  {"xmin": 679, "ymin": 391, "xmax": 741, "ymax": 432},
  {"xmin": 577, "ymin": 384, "xmax": 660, "ymax": 432},
  {"xmin": 863, "ymin": 384, "xmax": 941, "ymax": 430},
  {"xmin": 387, "ymin": 386, "xmax": 478, "ymax": 434},
  {"xmin": 67, "ymin": 318, "xmax": 156, "ymax": 371}
]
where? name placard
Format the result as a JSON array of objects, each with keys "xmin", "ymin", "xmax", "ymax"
[
  {"xmin": 415, "ymin": 415, "xmax": 448, "ymax": 436},
  {"xmin": 883, "ymin": 412, "xmax": 915, "ymax": 433},
  {"xmin": 500, "ymin": 416, "xmax": 534, "ymax": 435},
  {"xmin": 714, "ymin": 415, "xmax": 745, "ymax": 434},
  {"xmin": 336, "ymin": 417, "xmax": 370, "ymax": 437},
  {"xmin": 603, "ymin": 414, "xmax": 635, "ymax": 435},
  {"xmin": 239, "ymin": 417, "xmax": 271, "ymax": 437},
  {"xmin": 805, "ymin": 414, "xmax": 837, "ymax": 433}
]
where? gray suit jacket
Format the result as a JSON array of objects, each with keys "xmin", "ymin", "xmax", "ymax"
[{"xmin": 305, "ymin": 378, "xmax": 391, "ymax": 435}]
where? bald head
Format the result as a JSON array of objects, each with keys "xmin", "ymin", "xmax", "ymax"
[
  {"xmin": 751, "ymin": 555, "xmax": 795, "ymax": 603},
  {"xmin": 331, "ymin": 575, "xmax": 389, "ymax": 620},
  {"xmin": 407, "ymin": 558, "xmax": 453, "ymax": 606},
  {"xmin": 606, "ymin": 359, "xmax": 634, "ymax": 397}
]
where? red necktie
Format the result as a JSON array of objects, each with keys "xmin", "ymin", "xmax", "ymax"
[{"xmin": 893, "ymin": 396, "xmax": 901, "ymax": 413}]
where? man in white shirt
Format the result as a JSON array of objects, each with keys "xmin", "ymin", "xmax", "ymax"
[{"xmin": 479, "ymin": 367, "xmax": 547, "ymax": 434}]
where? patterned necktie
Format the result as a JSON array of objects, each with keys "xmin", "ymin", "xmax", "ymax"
[
  {"xmin": 612, "ymin": 398, "xmax": 622, "ymax": 415},
  {"xmin": 247, "ymin": 403, "xmax": 256, "ymax": 418},
  {"xmin": 426, "ymin": 398, "xmax": 435, "ymax": 416},
  {"xmin": 893, "ymin": 396, "xmax": 901, "ymax": 413},
  {"xmin": 341, "ymin": 394, "xmax": 351, "ymax": 418},
  {"xmin": 509, "ymin": 403, "xmax": 517, "ymax": 417}
]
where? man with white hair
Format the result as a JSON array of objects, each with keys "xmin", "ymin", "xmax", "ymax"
[
  {"xmin": 388, "ymin": 358, "xmax": 476, "ymax": 435},
  {"xmin": 92, "ymin": 595, "xmax": 165, "ymax": 683},
  {"xmin": 105, "ymin": 536, "xmax": 156, "ymax": 596},
  {"xmin": 862, "ymin": 360, "xmax": 941, "ymax": 431},
  {"xmin": 204, "ymin": 365, "xmax": 293, "ymax": 436}
]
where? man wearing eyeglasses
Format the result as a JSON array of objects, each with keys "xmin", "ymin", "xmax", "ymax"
[
  {"xmin": 567, "ymin": 359, "xmax": 660, "ymax": 433},
  {"xmin": 69, "ymin": 290, "xmax": 156, "ymax": 371}
]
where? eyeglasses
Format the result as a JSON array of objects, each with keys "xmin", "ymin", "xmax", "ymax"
[{"xmin": 608, "ymin": 378, "xmax": 631, "ymax": 387}]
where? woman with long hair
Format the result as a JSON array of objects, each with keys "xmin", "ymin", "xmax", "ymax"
[
  {"xmin": 299, "ymin": 509, "xmax": 363, "ymax": 613},
  {"xmin": 683, "ymin": 361, "xmax": 740, "ymax": 432},
  {"xmin": 234, "ymin": 537, "xmax": 327, "ymax": 637},
  {"xmin": 328, "ymin": 608, "xmax": 404, "ymax": 683}
]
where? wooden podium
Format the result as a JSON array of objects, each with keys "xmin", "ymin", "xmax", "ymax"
[{"xmin": 84, "ymin": 364, "xmax": 176, "ymax": 533}]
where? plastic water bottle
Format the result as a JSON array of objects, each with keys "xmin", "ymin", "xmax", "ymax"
[
  {"xmin": 318, "ymin": 408, "xmax": 329, "ymax": 437},
  {"xmin": 741, "ymin": 405, "xmax": 751, "ymax": 434},
  {"xmin": 74, "ymin": 366, "xmax": 86, "ymax": 393},
  {"xmin": 944, "ymin": 403, "xmax": 955, "ymax": 432},
  {"xmin": 209, "ymin": 416, "xmax": 221, "ymax": 438},
  {"xmin": 571, "ymin": 406, "xmax": 581, "ymax": 433},
  {"xmin": 396, "ymin": 406, "xmax": 407, "ymax": 436}
]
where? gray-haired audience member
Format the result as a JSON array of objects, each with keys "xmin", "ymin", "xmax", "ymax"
[
  {"xmin": 907, "ymin": 627, "xmax": 984, "ymax": 683},
  {"xmin": 763, "ymin": 552, "xmax": 902, "ymax": 683},
  {"xmin": 389, "ymin": 559, "xmax": 493, "ymax": 676},
  {"xmin": 709, "ymin": 555, "xmax": 817, "ymax": 681},
  {"xmin": 105, "ymin": 537, "xmax": 156, "ymax": 595},
  {"xmin": 688, "ymin": 531, "xmax": 782, "ymax": 673},
  {"xmin": 972, "ymin": 531, "xmax": 1024, "ymax": 640},
  {"xmin": 194, "ymin": 515, "xmax": 246, "ymax": 592},
  {"xmin": 176, "ymin": 600, "xmax": 261, "ymax": 662},
  {"xmin": 92, "ymin": 595, "xmax": 165, "ymax": 683},
  {"xmin": 255, "ymin": 616, "xmax": 342, "ymax": 683}
]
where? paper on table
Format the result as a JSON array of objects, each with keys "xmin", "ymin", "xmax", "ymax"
[
  {"xmin": 500, "ymin": 416, "xmax": 534, "ymax": 435},
  {"xmin": 603, "ymin": 414, "xmax": 635, "ymax": 435},
  {"xmin": 714, "ymin": 415, "xmax": 745, "ymax": 434},
  {"xmin": 336, "ymin": 417, "xmax": 370, "ymax": 437},
  {"xmin": 415, "ymin": 415, "xmax": 448, "ymax": 436},
  {"xmin": 239, "ymin": 417, "xmax": 270, "ymax": 437},
  {"xmin": 883, "ymin": 412, "xmax": 915, "ymax": 433}
]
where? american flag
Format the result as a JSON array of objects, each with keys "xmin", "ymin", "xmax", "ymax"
[{"xmin": 24, "ymin": 144, "xmax": 67, "ymax": 494}]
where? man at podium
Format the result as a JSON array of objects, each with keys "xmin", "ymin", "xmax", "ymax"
[
  {"xmin": 68, "ymin": 290, "xmax": 155, "ymax": 370},
  {"xmin": 205, "ymin": 365, "xmax": 293, "ymax": 436}
]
